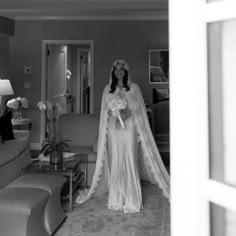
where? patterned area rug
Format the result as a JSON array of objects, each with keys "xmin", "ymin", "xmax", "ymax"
[{"xmin": 55, "ymin": 182, "xmax": 170, "ymax": 236}]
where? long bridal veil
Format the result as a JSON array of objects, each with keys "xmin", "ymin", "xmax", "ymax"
[{"xmin": 76, "ymin": 60, "xmax": 170, "ymax": 204}]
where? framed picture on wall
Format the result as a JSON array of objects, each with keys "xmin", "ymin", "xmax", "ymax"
[{"xmin": 149, "ymin": 50, "xmax": 169, "ymax": 84}]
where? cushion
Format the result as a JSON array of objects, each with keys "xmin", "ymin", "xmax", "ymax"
[
  {"xmin": 92, "ymin": 135, "xmax": 98, "ymax": 153},
  {"xmin": 0, "ymin": 111, "xmax": 14, "ymax": 143},
  {"xmin": 57, "ymin": 114, "xmax": 100, "ymax": 146},
  {"xmin": 68, "ymin": 145, "xmax": 97, "ymax": 162},
  {"xmin": 153, "ymin": 88, "xmax": 169, "ymax": 104},
  {"xmin": 0, "ymin": 187, "xmax": 49, "ymax": 213},
  {"xmin": 7, "ymin": 173, "xmax": 67, "ymax": 193},
  {"xmin": 0, "ymin": 136, "xmax": 29, "ymax": 167}
]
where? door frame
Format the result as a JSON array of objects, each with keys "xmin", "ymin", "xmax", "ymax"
[
  {"xmin": 170, "ymin": 0, "xmax": 236, "ymax": 235},
  {"xmin": 41, "ymin": 40, "xmax": 94, "ymax": 144},
  {"xmin": 76, "ymin": 48, "xmax": 90, "ymax": 113}
]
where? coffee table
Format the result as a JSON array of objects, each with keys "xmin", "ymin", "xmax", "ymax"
[{"xmin": 22, "ymin": 153, "xmax": 88, "ymax": 212}]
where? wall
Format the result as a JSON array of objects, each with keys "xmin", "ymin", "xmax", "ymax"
[
  {"xmin": 0, "ymin": 16, "xmax": 14, "ymax": 36},
  {"xmin": 0, "ymin": 34, "xmax": 10, "ymax": 79},
  {"xmin": 9, "ymin": 20, "xmax": 168, "ymax": 145},
  {"xmin": 0, "ymin": 35, "xmax": 10, "ymax": 115},
  {"xmin": 0, "ymin": 17, "xmax": 14, "ymax": 114},
  {"xmin": 0, "ymin": 16, "xmax": 15, "ymax": 79}
]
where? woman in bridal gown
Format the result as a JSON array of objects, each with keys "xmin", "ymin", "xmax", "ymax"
[{"xmin": 76, "ymin": 59, "xmax": 170, "ymax": 213}]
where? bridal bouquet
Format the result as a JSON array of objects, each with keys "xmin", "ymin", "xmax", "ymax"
[{"xmin": 107, "ymin": 96, "xmax": 128, "ymax": 128}]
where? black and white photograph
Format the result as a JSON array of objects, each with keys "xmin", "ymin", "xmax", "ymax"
[
  {"xmin": 149, "ymin": 50, "xmax": 169, "ymax": 83},
  {"xmin": 0, "ymin": 1, "xmax": 236, "ymax": 236}
]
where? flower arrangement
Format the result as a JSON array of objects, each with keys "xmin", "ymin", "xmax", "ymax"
[
  {"xmin": 7, "ymin": 97, "xmax": 29, "ymax": 119},
  {"xmin": 37, "ymin": 100, "xmax": 69, "ymax": 163},
  {"xmin": 107, "ymin": 96, "xmax": 128, "ymax": 128},
  {"xmin": 7, "ymin": 97, "xmax": 29, "ymax": 110}
]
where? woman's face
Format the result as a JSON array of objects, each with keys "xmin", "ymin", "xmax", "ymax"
[{"xmin": 114, "ymin": 65, "xmax": 125, "ymax": 80}]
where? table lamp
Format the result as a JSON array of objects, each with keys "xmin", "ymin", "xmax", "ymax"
[{"xmin": 0, "ymin": 79, "xmax": 14, "ymax": 115}]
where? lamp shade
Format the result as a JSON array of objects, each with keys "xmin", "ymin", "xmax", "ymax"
[{"xmin": 0, "ymin": 79, "xmax": 14, "ymax": 96}]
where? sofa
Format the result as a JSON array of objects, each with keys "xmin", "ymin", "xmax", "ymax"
[
  {"xmin": 150, "ymin": 99, "xmax": 170, "ymax": 166},
  {"xmin": 0, "ymin": 130, "xmax": 31, "ymax": 189},
  {"xmin": 57, "ymin": 113, "xmax": 100, "ymax": 186}
]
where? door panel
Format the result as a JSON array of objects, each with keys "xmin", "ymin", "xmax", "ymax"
[
  {"xmin": 47, "ymin": 44, "xmax": 67, "ymax": 113},
  {"xmin": 208, "ymin": 19, "xmax": 236, "ymax": 187},
  {"xmin": 170, "ymin": 0, "xmax": 236, "ymax": 235},
  {"xmin": 211, "ymin": 203, "xmax": 236, "ymax": 236}
]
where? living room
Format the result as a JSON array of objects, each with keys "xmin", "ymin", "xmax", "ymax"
[
  {"xmin": 0, "ymin": 2, "xmax": 170, "ymax": 235},
  {"xmin": 1, "ymin": 19, "xmax": 169, "ymax": 147},
  {"xmin": 1, "ymin": 1, "xmax": 233, "ymax": 236}
]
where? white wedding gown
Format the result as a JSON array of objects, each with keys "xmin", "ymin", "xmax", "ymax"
[
  {"xmin": 76, "ymin": 60, "xmax": 170, "ymax": 213},
  {"xmin": 107, "ymin": 88, "xmax": 142, "ymax": 213}
]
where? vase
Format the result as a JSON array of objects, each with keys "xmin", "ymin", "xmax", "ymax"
[
  {"xmin": 50, "ymin": 150, "xmax": 63, "ymax": 168},
  {"xmin": 13, "ymin": 111, "xmax": 22, "ymax": 120},
  {"xmin": 47, "ymin": 120, "xmax": 57, "ymax": 143}
]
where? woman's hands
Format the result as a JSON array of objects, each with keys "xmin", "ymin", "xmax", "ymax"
[
  {"xmin": 120, "ymin": 108, "xmax": 131, "ymax": 121},
  {"xmin": 108, "ymin": 107, "xmax": 131, "ymax": 120},
  {"xmin": 108, "ymin": 109, "xmax": 113, "ymax": 116},
  {"xmin": 108, "ymin": 107, "xmax": 131, "ymax": 129}
]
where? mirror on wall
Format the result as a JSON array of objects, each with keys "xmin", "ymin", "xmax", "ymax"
[{"xmin": 149, "ymin": 50, "xmax": 169, "ymax": 84}]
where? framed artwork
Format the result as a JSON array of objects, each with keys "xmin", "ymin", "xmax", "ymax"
[{"xmin": 149, "ymin": 50, "xmax": 169, "ymax": 84}]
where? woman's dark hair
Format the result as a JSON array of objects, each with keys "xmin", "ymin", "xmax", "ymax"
[{"xmin": 109, "ymin": 67, "xmax": 130, "ymax": 93}]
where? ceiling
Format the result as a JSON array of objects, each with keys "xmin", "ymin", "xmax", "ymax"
[{"xmin": 0, "ymin": 0, "xmax": 168, "ymax": 20}]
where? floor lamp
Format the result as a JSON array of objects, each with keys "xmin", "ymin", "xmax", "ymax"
[{"xmin": 0, "ymin": 79, "xmax": 14, "ymax": 116}]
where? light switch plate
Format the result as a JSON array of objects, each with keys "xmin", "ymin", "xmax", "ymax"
[{"xmin": 24, "ymin": 82, "xmax": 31, "ymax": 89}]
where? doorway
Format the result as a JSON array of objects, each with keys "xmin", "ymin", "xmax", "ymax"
[{"xmin": 40, "ymin": 40, "xmax": 94, "ymax": 144}]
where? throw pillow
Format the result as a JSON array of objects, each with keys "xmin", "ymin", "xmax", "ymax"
[
  {"xmin": 92, "ymin": 134, "xmax": 98, "ymax": 153},
  {"xmin": 153, "ymin": 88, "xmax": 169, "ymax": 104},
  {"xmin": 0, "ymin": 111, "xmax": 14, "ymax": 143}
]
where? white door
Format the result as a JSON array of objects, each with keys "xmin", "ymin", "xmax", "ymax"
[
  {"xmin": 47, "ymin": 44, "xmax": 67, "ymax": 112},
  {"xmin": 170, "ymin": 0, "xmax": 236, "ymax": 236}
]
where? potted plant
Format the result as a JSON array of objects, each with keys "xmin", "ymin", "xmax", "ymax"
[{"xmin": 37, "ymin": 100, "xmax": 70, "ymax": 166}]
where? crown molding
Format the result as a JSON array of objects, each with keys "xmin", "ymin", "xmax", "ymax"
[
  {"xmin": 14, "ymin": 13, "xmax": 168, "ymax": 21},
  {"xmin": 0, "ymin": 0, "xmax": 168, "ymax": 20}
]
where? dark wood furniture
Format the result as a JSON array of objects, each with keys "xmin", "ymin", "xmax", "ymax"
[{"xmin": 12, "ymin": 118, "xmax": 32, "ymax": 130}]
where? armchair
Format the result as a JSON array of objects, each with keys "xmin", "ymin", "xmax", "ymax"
[{"xmin": 56, "ymin": 113, "xmax": 100, "ymax": 186}]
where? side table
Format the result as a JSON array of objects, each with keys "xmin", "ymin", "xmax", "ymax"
[
  {"xmin": 22, "ymin": 153, "xmax": 88, "ymax": 212},
  {"xmin": 12, "ymin": 118, "xmax": 32, "ymax": 130}
]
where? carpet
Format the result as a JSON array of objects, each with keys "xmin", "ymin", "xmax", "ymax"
[{"xmin": 55, "ymin": 182, "xmax": 170, "ymax": 236}]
